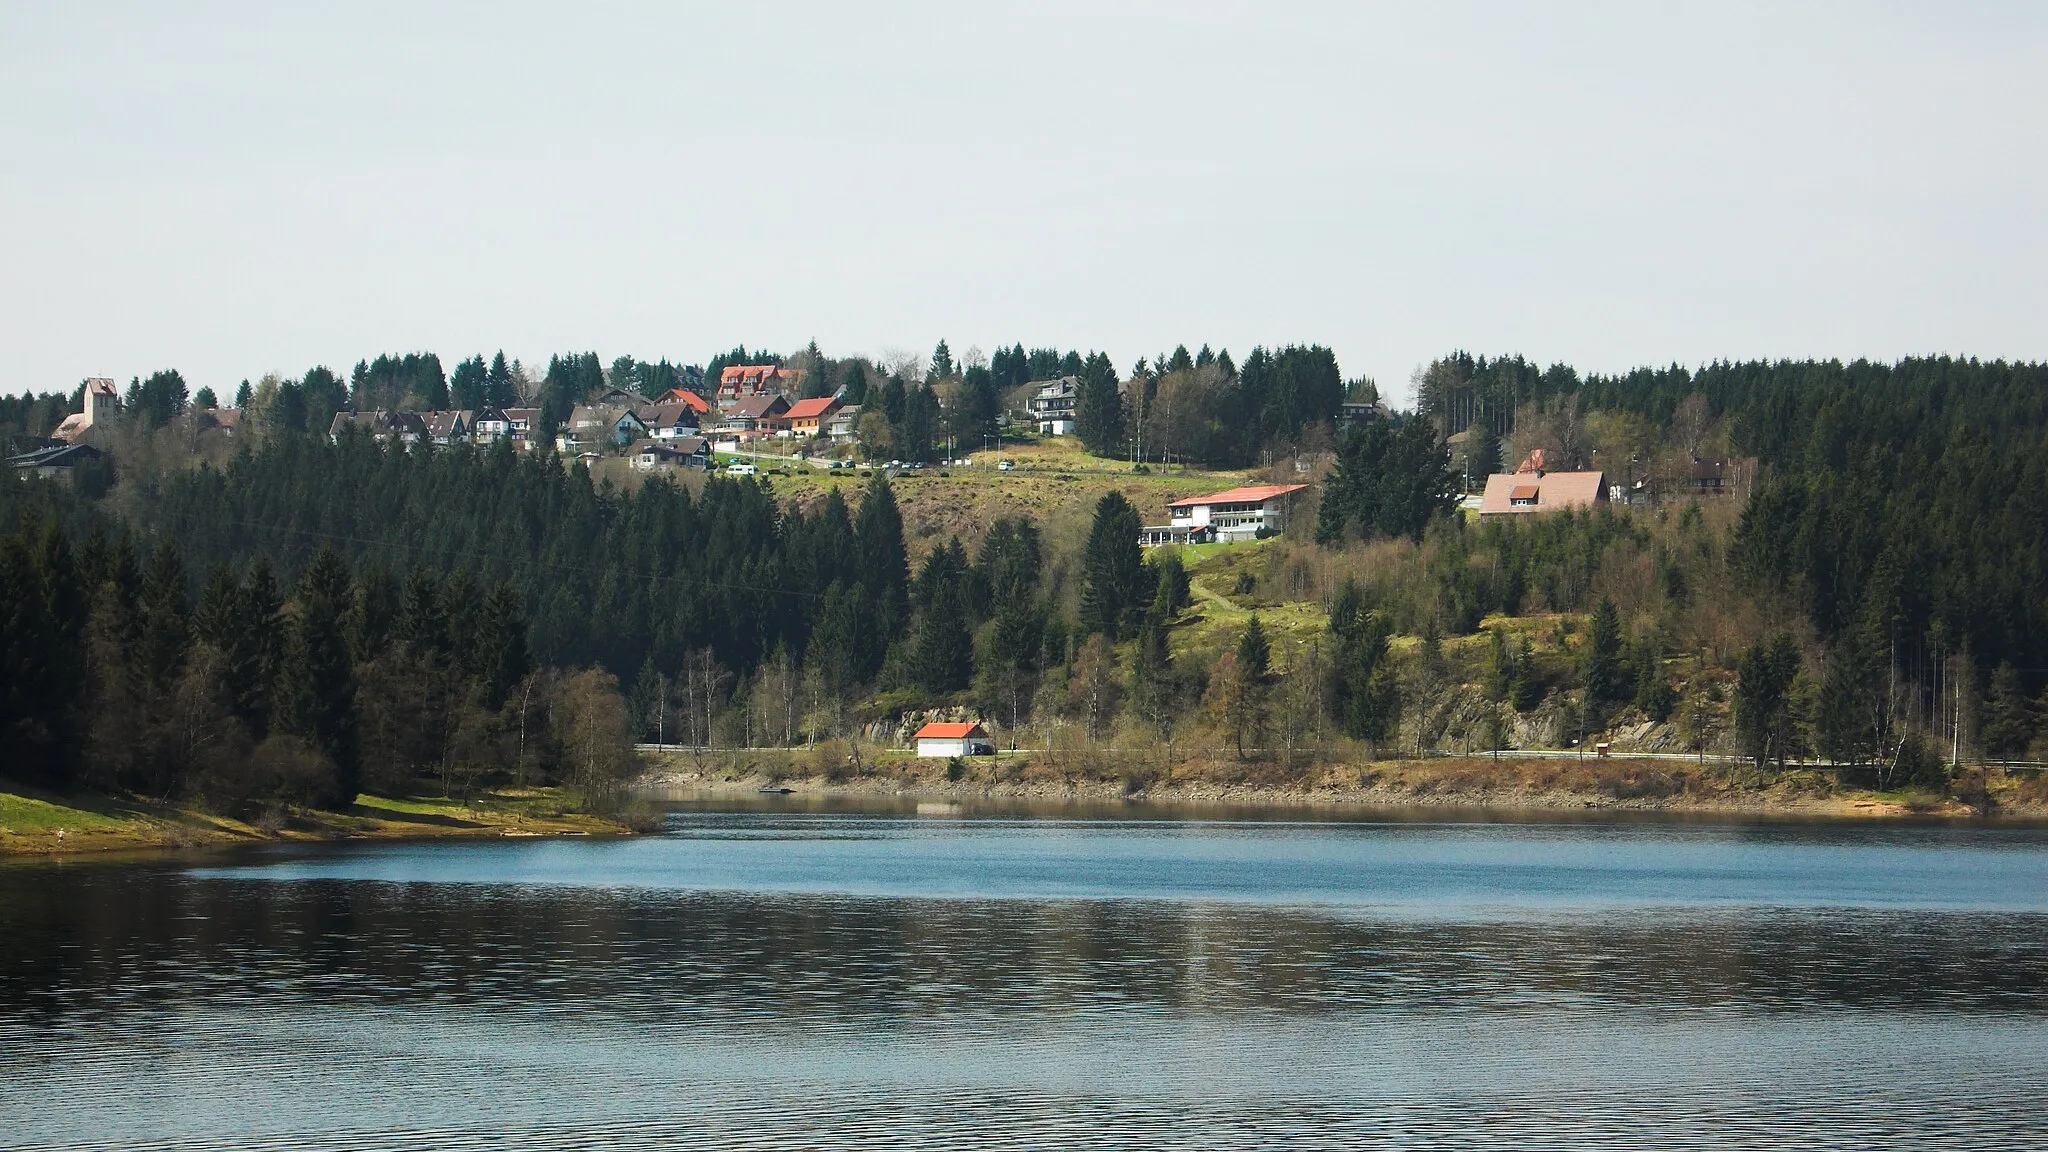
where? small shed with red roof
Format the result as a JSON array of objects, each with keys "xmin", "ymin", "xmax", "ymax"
[{"xmin": 914, "ymin": 721, "xmax": 994, "ymax": 757}]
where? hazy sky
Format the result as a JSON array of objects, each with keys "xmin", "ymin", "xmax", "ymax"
[{"xmin": 3, "ymin": 2, "xmax": 2044, "ymax": 404}]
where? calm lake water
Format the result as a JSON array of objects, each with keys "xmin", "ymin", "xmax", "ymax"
[{"xmin": 5, "ymin": 800, "xmax": 2048, "ymax": 1149}]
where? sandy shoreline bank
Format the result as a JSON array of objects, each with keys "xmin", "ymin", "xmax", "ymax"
[{"xmin": 641, "ymin": 754, "xmax": 2048, "ymax": 821}]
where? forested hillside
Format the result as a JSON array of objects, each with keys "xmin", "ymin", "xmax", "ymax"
[{"xmin": 7, "ymin": 348, "xmax": 2048, "ymax": 822}]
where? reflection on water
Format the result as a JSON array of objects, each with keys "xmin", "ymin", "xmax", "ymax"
[{"xmin": 4, "ymin": 808, "xmax": 2048, "ymax": 1149}]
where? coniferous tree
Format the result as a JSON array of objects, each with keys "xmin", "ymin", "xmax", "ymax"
[
  {"xmin": 838, "ymin": 360, "xmax": 868, "ymax": 406},
  {"xmin": 900, "ymin": 384, "xmax": 938, "ymax": 462},
  {"xmin": 486, "ymin": 352, "xmax": 517, "ymax": 409},
  {"xmin": 1814, "ymin": 629, "xmax": 1883, "ymax": 766},
  {"xmin": 1584, "ymin": 598, "xmax": 1626, "ymax": 705},
  {"xmin": 1078, "ymin": 492, "xmax": 1146, "ymax": 641},
  {"xmin": 451, "ymin": 356, "xmax": 488, "ymax": 411},
  {"xmin": 853, "ymin": 475, "xmax": 909, "ymax": 636},
  {"xmin": 274, "ymin": 548, "xmax": 359, "ymax": 804},
  {"xmin": 476, "ymin": 580, "xmax": 530, "ymax": 712},
  {"xmin": 1327, "ymin": 582, "xmax": 1398, "ymax": 746},
  {"xmin": 912, "ymin": 582, "xmax": 973, "ymax": 693},
  {"xmin": 1076, "ymin": 351, "xmax": 1125, "ymax": 456},
  {"xmin": 1735, "ymin": 634, "xmax": 1802, "ymax": 772},
  {"xmin": 1317, "ymin": 419, "xmax": 1457, "ymax": 544},
  {"xmin": 1633, "ymin": 636, "xmax": 1676, "ymax": 722},
  {"xmin": 1980, "ymin": 663, "xmax": 2032, "ymax": 758},
  {"xmin": 0, "ymin": 518, "xmax": 86, "ymax": 785},
  {"xmin": 955, "ymin": 364, "xmax": 1000, "ymax": 448},
  {"xmin": 301, "ymin": 366, "xmax": 348, "ymax": 433}
]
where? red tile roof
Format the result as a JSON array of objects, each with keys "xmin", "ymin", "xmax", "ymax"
[
  {"xmin": 660, "ymin": 388, "xmax": 710, "ymax": 412},
  {"xmin": 1166, "ymin": 483, "xmax": 1309, "ymax": 509},
  {"xmin": 783, "ymin": 396, "xmax": 838, "ymax": 421},
  {"xmin": 914, "ymin": 722, "xmax": 986, "ymax": 739}
]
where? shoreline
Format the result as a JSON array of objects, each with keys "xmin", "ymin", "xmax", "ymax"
[
  {"xmin": 0, "ymin": 787, "xmax": 632, "ymax": 859},
  {"xmin": 640, "ymin": 754, "xmax": 2048, "ymax": 822}
]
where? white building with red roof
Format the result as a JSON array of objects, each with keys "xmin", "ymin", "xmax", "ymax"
[
  {"xmin": 913, "ymin": 721, "xmax": 994, "ymax": 757},
  {"xmin": 1150, "ymin": 483, "xmax": 1309, "ymax": 544}
]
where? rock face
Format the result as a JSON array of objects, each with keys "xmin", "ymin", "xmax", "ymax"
[{"xmin": 866, "ymin": 707, "xmax": 988, "ymax": 748}]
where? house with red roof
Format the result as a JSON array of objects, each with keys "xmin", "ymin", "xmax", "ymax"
[
  {"xmin": 1149, "ymin": 483, "xmax": 1310, "ymax": 544},
  {"xmin": 783, "ymin": 396, "xmax": 840, "ymax": 437},
  {"xmin": 657, "ymin": 387, "xmax": 711, "ymax": 413},
  {"xmin": 913, "ymin": 721, "xmax": 994, "ymax": 757},
  {"xmin": 716, "ymin": 364, "xmax": 805, "ymax": 400}
]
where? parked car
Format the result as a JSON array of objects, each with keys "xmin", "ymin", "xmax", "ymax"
[{"xmin": 998, "ymin": 459, "xmax": 1015, "ymax": 471}]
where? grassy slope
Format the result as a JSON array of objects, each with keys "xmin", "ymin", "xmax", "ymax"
[
  {"xmin": 0, "ymin": 786, "xmax": 627, "ymax": 857},
  {"xmin": 766, "ymin": 438, "xmax": 1268, "ymax": 555}
]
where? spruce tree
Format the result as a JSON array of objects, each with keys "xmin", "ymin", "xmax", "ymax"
[
  {"xmin": 853, "ymin": 475, "xmax": 909, "ymax": 636},
  {"xmin": 486, "ymin": 351, "xmax": 516, "ymax": 409},
  {"xmin": 275, "ymin": 548, "xmax": 359, "ymax": 805},
  {"xmin": 1079, "ymin": 492, "xmax": 1146, "ymax": 641},
  {"xmin": 1328, "ymin": 593, "xmax": 1397, "ymax": 745},
  {"xmin": 1980, "ymin": 663, "xmax": 2032, "ymax": 758},
  {"xmin": 1585, "ymin": 598, "xmax": 1625, "ymax": 705},
  {"xmin": 1076, "ymin": 352, "xmax": 1125, "ymax": 456},
  {"xmin": 912, "ymin": 583, "xmax": 973, "ymax": 693},
  {"xmin": 477, "ymin": 581, "xmax": 530, "ymax": 711},
  {"xmin": 955, "ymin": 364, "xmax": 1000, "ymax": 447},
  {"xmin": 1633, "ymin": 637, "xmax": 1675, "ymax": 722},
  {"xmin": 839, "ymin": 360, "xmax": 868, "ymax": 406}
]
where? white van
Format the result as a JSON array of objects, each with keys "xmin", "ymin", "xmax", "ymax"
[{"xmin": 726, "ymin": 462, "xmax": 758, "ymax": 476}]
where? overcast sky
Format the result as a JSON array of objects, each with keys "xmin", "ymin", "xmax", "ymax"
[{"xmin": 3, "ymin": 2, "xmax": 2044, "ymax": 404}]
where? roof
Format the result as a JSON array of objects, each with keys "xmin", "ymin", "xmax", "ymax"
[
  {"xmin": 10, "ymin": 443, "xmax": 102, "ymax": 469},
  {"xmin": 1478, "ymin": 470, "xmax": 1606, "ymax": 515},
  {"xmin": 1166, "ymin": 483, "xmax": 1309, "ymax": 509},
  {"xmin": 570, "ymin": 405, "xmax": 641, "ymax": 428},
  {"xmin": 85, "ymin": 377, "xmax": 119, "ymax": 397},
  {"xmin": 784, "ymin": 396, "xmax": 839, "ymax": 421},
  {"xmin": 659, "ymin": 388, "xmax": 710, "ymax": 412},
  {"xmin": 502, "ymin": 407, "xmax": 539, "ymax": 423},
  {"xmin": 726, "ymin": 395, "xmax": 790, "ymax": 419},
  {"xmin": 423, "ymin": 410, "xmax": 473, "ymax": 437},
  {"xmin": 636, "ymin": 402, "xmax": 701, "ymax": 429},
  {"xmin": 914, "ymin": 722, "xmax": 987, "ymax": 740},
  {"xmin": 1033, "ymin": 376, "xmax": 1080, "ymax": 397},
  {"xmin": 669, "ymin": 435, "xmax": 708, "ymax": 454},
  {"xmin": 51, "ymin": 413, "xmax": 92, "ymax": 441}
]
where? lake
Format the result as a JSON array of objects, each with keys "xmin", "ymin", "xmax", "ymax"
[{"xmin": 5, "ymin": 801, "xmax": 2048, "ymax": 1149}]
